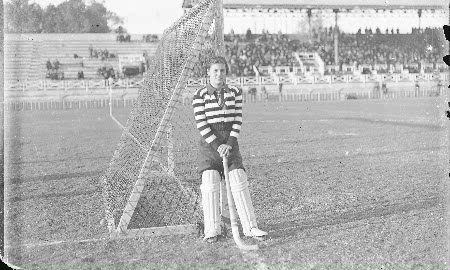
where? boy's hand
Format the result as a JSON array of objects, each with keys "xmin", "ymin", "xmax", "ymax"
[{"xmin": 218, "ymin": 144, "xmax": 232, "ymax": 157}]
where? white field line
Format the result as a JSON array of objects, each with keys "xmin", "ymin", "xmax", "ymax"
[{"xmin": 4, "ymin": 235, "xmax": 110, "ymax": 249}]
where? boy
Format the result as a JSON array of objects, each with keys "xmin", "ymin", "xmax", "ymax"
[{"xmin": 192, "ymin": 56, "xmax": 267, "ymax": 243}]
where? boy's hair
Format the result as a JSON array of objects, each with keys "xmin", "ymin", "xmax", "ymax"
[{"xmin": 208, "ymin": 56, "xmax": 229, "ymax": 74}]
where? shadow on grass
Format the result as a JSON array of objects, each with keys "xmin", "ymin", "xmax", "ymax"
[
  {"xmin": 8, "ymin": 170, "xmax": 104, "ymax": 184},
  {"xmin": 262, "ymin": 194, "xmax": 443, "ymax": 245}
]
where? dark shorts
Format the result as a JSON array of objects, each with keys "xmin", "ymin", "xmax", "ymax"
[{"xmin": 196, "ymin": 130, "xmax": 245, "ymax": 175}]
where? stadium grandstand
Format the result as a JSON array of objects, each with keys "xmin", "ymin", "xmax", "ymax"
[
  {"xmin": 4, "ymin": 33, "xmax": 158, "ymax": 82},
  {"xmin": 4, "ymin": 0, "xmax": 448, "ymax": 100},
  {"xmin": 182, "ymin": 0, "xmax": 447, "ymax": 77}
]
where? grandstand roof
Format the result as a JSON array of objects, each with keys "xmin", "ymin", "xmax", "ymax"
[{"xmin": 182, "ymin": 0, "xmax": 446, "ymax": 9}]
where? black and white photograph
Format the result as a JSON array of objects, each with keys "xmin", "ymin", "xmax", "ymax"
[{"xmin": 3, "ymin": 0, "xmax": 450, "ymax": 269}]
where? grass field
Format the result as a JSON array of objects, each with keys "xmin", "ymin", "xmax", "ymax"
[{"xmin": 4, "ymin": 97, "xmax": 449, "ymax": 270}]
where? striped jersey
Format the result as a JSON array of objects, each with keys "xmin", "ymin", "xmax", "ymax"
[{"xmin": 192, "ymin": 83, "xmax": 243, "ymax": 150}]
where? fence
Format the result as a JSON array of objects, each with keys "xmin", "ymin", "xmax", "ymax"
[
  {"xmin": 4, "ymin": 73, "xmax": 448, "ymax": 93},
  {"xmin": 5, "ymin": 99, "xmax": 135, "ymax": 111},
  {"xmin": 4, "ymin": 85, "xmax": 446, "ymax": 111}
]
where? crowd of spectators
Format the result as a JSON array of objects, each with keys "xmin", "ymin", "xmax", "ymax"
[
  {"xmin": 96, "ymin": 61, "xmax": 146, "ymax": 82},
  {"xmin": 225, "ymin": 30, "xmax": 299, "ymax": 77},
  {"xmin": 117, "ymin": 34, "xmax": 131, "ymax": 42},
  {"xmin": 115, "ymin": 26, "xmax": 131, "ymax": 42},
  {"xmin": 88, "ymin": 45, "xmax": 116, "ymax": 61},
  {"xmin": 142, "ymin": 34, "xmax": 159, "ymax": 43},
  {"xmin": 328, "ymin": 27, "xmax": 443, "ymax": 72},
  {"xmin": 223, "ymin": 27, "xmax": 444, "ymax": 77},
  {"xmin": 97, "ymin": 66, "xmax": 117, "ymax": 80},
  {"xmin": 43, "ymin": 26, "xmax": 443, "ymax": 81},
  {"xmin": 45, "ymin": 59, "xmax": 64, "ymax": 80}
]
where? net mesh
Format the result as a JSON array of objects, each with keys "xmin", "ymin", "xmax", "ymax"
[{"xmin": 100, "ymin": 0, "xmax": 223, "ymax": 234}]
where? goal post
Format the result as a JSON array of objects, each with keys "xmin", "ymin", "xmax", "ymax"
[{"xmin": 100, "ymin": 0, "xmax": 226, "ymax": 238}]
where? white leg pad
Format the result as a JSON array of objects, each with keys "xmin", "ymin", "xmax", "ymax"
[
  {"xmin": 201, "ymin": 170, "xmax": 221, "ymax": 239},
  {"xmin": 228, "ymin": 169, "xmax": 267, "ymax": 237}
]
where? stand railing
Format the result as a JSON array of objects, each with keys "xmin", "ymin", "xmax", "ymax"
[{"xmin": 4, "ymin": 73, "xmax": 448, "ymax": 92}]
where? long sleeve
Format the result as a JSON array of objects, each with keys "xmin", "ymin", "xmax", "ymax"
[
  {"xmin": 226, "ymin": 87, "xmax": 242, "ymax": 147},
  {"xmin": 193, "ymin": 90, "xmax": 221, "ymax": 150}
]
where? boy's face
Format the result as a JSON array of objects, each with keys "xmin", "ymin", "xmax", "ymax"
[{"xmin": 208, "ymin": 63, "xmax": 227, "ymax": 87}]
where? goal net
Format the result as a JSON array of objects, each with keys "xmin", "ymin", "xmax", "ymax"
[{"xmin": 100, "ymin": 0, "xmax": 225, "ymax": 238}]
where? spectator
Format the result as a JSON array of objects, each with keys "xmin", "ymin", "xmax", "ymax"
[
  {"xmin": 139, "ymin": 62, "xmax": 145, "ymax": 75},
  {"xmin": 46, "ymin": 59, "xmax": 52, "ymax": 71},
  {"xmin": 88, "ymin": 45, "xmax": 93, "ymax": 58},
  {"xmin": 108, "ymin": 76, "xmax": 114, "ymax": 86},
  {"xmin": 245, "ymin": 28, "xmax": 252, "ymax": 40},
  {"xmin": 77, "ymin": 71, "xmax": 84, "ymax": 80},
  {"xmin": 382, "ymin": 81, "xmax": 387, "ymax": 93},
  {"xmin": 260, "ymin": 85, "xmax": 268, "ymax": 102},
  {"xmin": 53, "ymin": 59, "xmax": 60, "ymax": 71},
  {"xmin": 116, "ymin": 26, "xmax": 125, "ymax": 42}
]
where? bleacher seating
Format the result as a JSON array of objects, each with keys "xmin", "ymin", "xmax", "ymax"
[
  {"xmin": 5, "ymin": 34, "xmax": 158, "ymax": 81},
  {"xmin": 5, "ymin": 28, "xmax": 446, "ymax": 81},
  {"xmin": 5, "ymin": 40, "xmax": 35, "ymax": 81},
  {"xmin": 224, "ymin": 27, "xmax": 444, "ymax": 77}
]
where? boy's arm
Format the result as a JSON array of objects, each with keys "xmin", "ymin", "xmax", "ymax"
[
  {"xmin": 193, "ymin": 91, "xmax": 221, "ymax": 150},
  {"xmin": 227, "ymin": 87, "xmax": 243, "ymax": 147}
]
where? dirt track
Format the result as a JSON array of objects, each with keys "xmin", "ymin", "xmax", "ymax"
[{"xmin": 3, "ymin": 97, "xmax": 449, "ymax": 269}]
